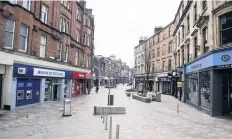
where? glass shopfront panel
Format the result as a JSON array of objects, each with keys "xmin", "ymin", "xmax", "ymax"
[
  {"xmin": 45, "ymin": 79, "xmax": 53, "ymax": 101},
  {"xmin": 200, "ymin": 71, "xmax": 210, "ymax": 110},
  {"xmin": 187, "ymin": 73, "xmax": 198, "ymax": 105}
]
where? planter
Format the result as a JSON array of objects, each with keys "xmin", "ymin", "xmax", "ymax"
[{"xmin": 132, "ymin": 94, "xmax": 151, "ymax": 103}]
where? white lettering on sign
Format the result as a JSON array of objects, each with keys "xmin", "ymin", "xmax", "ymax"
[
  {"xmin": 33, "ymin": 68, "xmax": 65, "ymax": 77},
  {"xmin": 79, "ymin": 74, "xmax": 85, "ymax": 77}
]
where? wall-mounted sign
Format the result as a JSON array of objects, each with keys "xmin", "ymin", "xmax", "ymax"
[
  {"xmin": 18, "ymin": 68, "xmax": 26, "ymax": 74},
  {"xmin": 221, "ymin": 54, "xmax": 230, "ymax": 61},
  {"xmin": 33, "ymin": 68, "xmax": 65, "ymax": 77}
]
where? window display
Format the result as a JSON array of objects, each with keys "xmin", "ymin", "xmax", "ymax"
[
  {"xmin": 200, "ymin": 71, "xmax": 210, "ymax": 110},
  {"xmin": 45, "ymin": 79, "xmax": 52, "ymax": 101},
  {"xmin": 187, "ymin": 73, "xmax": 198, "ymax": 105}
]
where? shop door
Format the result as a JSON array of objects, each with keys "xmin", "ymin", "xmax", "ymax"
[
  {"xmin": 16, "ymin": 79, "xmax": 40, "ymax": 107},
  {"xmin": 222, "ymin": 74, "xmax": 232, "ymax": 114},
  {"xmin": 0, "ymin": 75, "xmax": 2, "ymax": 108}
]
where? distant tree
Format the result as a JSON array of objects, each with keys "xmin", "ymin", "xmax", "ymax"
[{"xmin": 142, "ymin": 43, "xmax": 151, "ymax": 93}]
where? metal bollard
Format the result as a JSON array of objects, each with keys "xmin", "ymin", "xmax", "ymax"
[
  {"xmin": 116, "ymin": 124, "xmax": 120, "ymax": 139},
  {"xmin": 103, "ymin": 108, "xmax": 105, "ymax": 123},
  {"xmin": 109, "ymin": 116, "xmax": 112, "ymax": 139},
  {"xmin": 105, "ymin": 110, "xmax": 108, "ymax": 130},
  {"xmin": 177, "ymin": 103, "xmax": 179, "ymax": 114},
  {"xmin": 26, "ymin": 108, "xmax": 30, "ymax": 118},
  {"xmin": 101, "ymin": 107, "xmax": 103, "ymax": 119}
]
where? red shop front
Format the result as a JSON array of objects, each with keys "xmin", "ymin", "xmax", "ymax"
[{"xmin": 72, "ymin": 72, "xmax": 87, "ymax": 97}]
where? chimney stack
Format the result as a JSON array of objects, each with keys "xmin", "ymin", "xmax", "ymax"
[
  {"xmin": 139, "ymin": 36, "xmax": 144, "ymax": 44},
  {"xmin": 79, "ymin": 0, "xmax": 86, "ymax": 8},
  {"xmin": 154, "ymin": 27, "xmax": 163, "ymax": 35}
]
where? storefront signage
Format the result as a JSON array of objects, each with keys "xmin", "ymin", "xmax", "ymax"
[
  {"xmin": 18, "ymin": 68, "xmax": 26, "ymax": 74},
  {"xmin": 214, "ymin": 64, "xmax": 232, "ymax": 69},
  {"xmin": 191, "ymin": 63, "xmax": 202, "ymax": 71},
  {"xmin": 177, "ymin": 82, "xmax": 183, "ymax": 87},
  {"xmin": 33, "ymin": 68, "xmax": 65, "ymax": 77},
  {"xmin": 73, "ymin": 72, "xmax": 86, "ymax": 78},
  {"xmin": 221, "ymin": 54, "xmax": 230, "ymax": 61}
]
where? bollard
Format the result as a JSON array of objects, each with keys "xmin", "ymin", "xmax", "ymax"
[
  {"xmin": 116, "ymin": 124, "xmax": 120, "ymax": 139},
  {"xmin": 105, "ymin": 110, "xmax": 108, "ymax": 130},
  {"xmin": 109, "ymin": 116, "xmax": 112, "ymax": 139},
  {"xmin": 177, "ymin": 103, "xmax": 179, "ymax": 114},
  {"xmin": 101, "ymin": 107, "xmax": 103, "ymax": 119},
  {"xmin": 26, "ymin": 108, "xmax": 30, "ymax": 118},
  {"xmin": 103, "ymin": 108, "xmax": 105, "ymax": 123}
]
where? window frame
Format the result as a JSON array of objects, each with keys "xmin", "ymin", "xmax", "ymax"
[
  {"xmin": 22, "ymin": 0, "xmax": 31, "ymax": 10},
  {"xmin": 202, "ymin": 26, "xmax": 208, "ymax": 53},
  {"xmin": 187, "ymin": 15, "xmax": 190, "ymax": 33},
  {"xmin": 57, "ymin": 42, "xmax": 62, "ymax": 61},
  {"xmin": 4, "ymin": 19, "xmax": 15, "ymax": 49},
  {"xmin": 194, "ymin": 3, "xmax": 197, "ymax": 23},
  {"xmin": 220, "ymin": 12, "xmax": 232, "ymax": 46},
  {"xmin": 41, "ymin": 4, "xmax": 48, "ymax": 24},
  {"xmin": 64, "ymin": 45, "xmax": 69, "ymax": 62},
  {"xmin": 202, "ymin": 0, "xmax": 207, "ymax": 11},
  {"xmin": 19, "ymin": 24, "xmax": 28, "ymax": 52},
  {"xmin": 75, "ymin": 50, "xmax": 79, "ymax": 65},
  {"xmin": 40, "ymin": 35, "xmax": 47, "ymax": 58}
]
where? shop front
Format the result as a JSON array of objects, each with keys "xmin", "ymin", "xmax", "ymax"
[
  {"xmin": 155, "ymin": 72, "xmax": 172, "ymax": 95},
  {"xmin": 13, "ymin": 63, "xmax": 72, "ymax": 107},
  {"xmin": 184, "ymin": 48, "xmax": 232, "ymax": 116},
  {"xmin": 72, "ymin": 72, "xmax": 88, "ymax": 97}
]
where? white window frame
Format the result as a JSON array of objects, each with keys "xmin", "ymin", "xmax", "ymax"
[
  {"xmin": 60, "ymin": 17, "xmax": 63, "ymax": 32},
  {"xmin": 57, "ymin": 42, "xmax": 62, "ymax": 61},
  {"xmin": 83, "ymin": 33, "xmax": 87, "ymax": 45},
  {"xmin": 64, "ymin": 45, "xmax": 69, "ymax": 62},
  {"xmin": 75, "ymin": 50, "xmax": 79, "ymax": 65},
  {"xmin": 19, "ymin": 24, "xmax": 28, "ymax": 52},
  {"xmin": 22, "ymin": 0, "xmax": 31, "ymax": 10},
  {"xmin": 77, "ymin": 9, "xmax": 81, "ymax": 21},
  {"xmin": 4, "ymin": 19, "xmax": 15, "ymax": 49},
  {"xmin": 76, "ymin": 29, "xmax": 80, "ymax": 42},
  {"xmin": 40, "ymin": 35, "xmax": 46, "ymax": 58},
  {"xmin": 66, "ymin": 21, "xmax": 69, "ymax": 34},
  {"xmin": 9, "ymin": 0, "xmax": 17, "ymax": 4},
  {"xmin": 41, "ymin": 4, "xmax": 48, "ymax": 24}
]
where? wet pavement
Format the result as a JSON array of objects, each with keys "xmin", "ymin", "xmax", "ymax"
[{"xmin": 1, "ymin": 85, "xmax": 232, "ymax": 139}]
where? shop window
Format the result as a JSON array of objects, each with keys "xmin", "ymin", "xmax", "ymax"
[
  {"xmin": 26, "ymin": 90, "xmax": 32, "ymax": 99},
  {"xmin": 187, "ymin": 73, "xmax": 198, "ymax": 105},
  {"xmin": 200, "ymin": 71, "xmax": 210, "ymax": 110},
  {"xmin": 17, "ymin": 90, "xmax": 24, "ymax": 100},
  {"xmin": 17, "ymin": 83, "xmax": 24, "ymax": 87},
  {"xmin": 220, "ymin": 11, "xmax": 232, "ymax": 46},
  {"xmin": 45, "ymin": 79, "xmax": 52, "ymax": 101},
  {"xmin": 26, "ymin": 83, "xmax": 32, "ymax": 87}
]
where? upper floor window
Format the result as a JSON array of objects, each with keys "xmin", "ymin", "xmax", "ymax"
[
  {"xmin": 9, "ymin": 0, "xmax": 17, "ymax": 4},
  {"xmin": 194, "ymin": 36, "xmax": 200, "ymax": 58},
  {"xmin": 41, "ymin": 4, "xmax": 48, "ymax": 24},
  {"xmin": 76, "ymin": 9, "xmax": 82, "ymax": 21},
  {"xmin": 22, "ymin": 0, "xmax": 30, "ymax": 10},
  {"xmin": 168, "ymin": 41, "xmax": 172, "ymax": 53},
  {"xmin": 83, "ymin": 33, "xmax": 87, "ymax": 45},
  {"xmin": 75, "ymin": 50, "xmax": 79, "ymax": 65},
  {"xmin": 203, "ymin": 26, "xmax": 208, "ymax": 53},
  {"xmin": 64, "ymin": 45, "xmax": 69, "ymax": 62},
  {"xmin": 187, "ymin": 15, "xmax": 190, "ymax": 33},
  {"xmin": 60, "ymin": 17, "xmax": 69, "ymax": 34},
  {"xmin": 61, "ymin": 0, "xmax": 70, "ymax": 9},
  {"xmin": 194, "ymin": 3, "xmax": 197, "ymax": 23},
  {"xmin": 57, "ymin": 42, "xmax": 62, "ymax": 61},
  {"xmin": 19, "ymin": 24, "xmax": 28, "ymax": 52},
  {"xmin": 4, "ymin": 19, "xmax": 15, "ymax": 49},
  {"xmin": 157, "ymin": 34, "xmax": 160, "ymax": 42},
  {"xmin": 168, "ymin": 59, "xmax": 172, "ymax": 71},
  {"xmin": 162, "ymin": 45, "xmax": 166, "ymax": 55},
  {"xmin": 152, "ymin": 49, "xmax": 155, "ymax": 58},
  {"xmin": 162, "ymin": 61, "xmax": 165, "ymax": 71},
  {"xmin": 157, "ymin": 48, "xmax": 160, "ymax": 57},
  {"xmin": 84, "ymin": 15, "xmax": 87, "ymax": 26},
  {"xmin": 87, "ymin": 35, "xmax": 90, "ymax": 46},
  {"xmin": 76, "ymin": 29, "xmax": 81, "ymax": 43},
  {"xmin": 40, "ymin": 35, "xmax": 46, "ymax": 58},
  {"xmin": 169, "ymin": 27, "xmax": 171, "ymax": 37},
  {"xmin": 220, "ymin": 11, "xmax": 232, "ymax": 46},
  {"xmin": 182, "ymin": 25, "xmax": 184, "ymax": 40},
  {"xmin": 182, "ymin": 3, "xmax": 184, "ymax": 13},
  {"xmin": 185, "ymin": 44, "xmax": 190, "ymax": 63},
  {"xmin": 202, "ymin": 0, "xmax": 207, "ymax": 11},
  {"xmin": 178, "ymin": 31, "xmax": 180, "ymax": 46},
  {"xmin": 135, "ymin": 57, "xmax": 137, "ymax": 65}
]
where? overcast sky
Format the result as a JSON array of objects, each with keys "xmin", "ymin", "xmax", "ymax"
[{"xmin": 85, "ymin": 0, "xmax": 180, "ymax": 68}]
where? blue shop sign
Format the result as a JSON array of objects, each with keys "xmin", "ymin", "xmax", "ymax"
[
  {"xmin": 177, "ymin": 67, "xmax": 184, "ymax": 73},
  {"xmin": 13, "ymin": 63, "xmax": 72, "ymax": 78},
  {"xmin": 186, "ymin": 49, "xmax": 232, "ymax": 73}
]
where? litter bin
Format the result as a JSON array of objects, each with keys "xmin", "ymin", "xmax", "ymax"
[
  {"xmin": 156, "ymin": 92, "xmax": 161, "ymax": 102},
  {"xmin": 63, "ymin": 99, "xmax": 72, "ymax": 116},
  {"xmin": 108, "ymin": 95, "xmax": 114, "ymax": 105}
]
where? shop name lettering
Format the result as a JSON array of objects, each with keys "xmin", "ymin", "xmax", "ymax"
[
  {"xmin": 191, "ymin": 63, "xmax": 202, "ymax": 71},
  {"xmin": 37, "ymin": 70, "xmax": 64, "ymax": 76}
]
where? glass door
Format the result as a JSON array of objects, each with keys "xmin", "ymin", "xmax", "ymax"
[
  {"xmin": 229, "ymin": 74, "xmax": 232, "ymax": 114},
  {"xmin": 222, "ymin": 73, "xmax": 232, "ymax": 114}
]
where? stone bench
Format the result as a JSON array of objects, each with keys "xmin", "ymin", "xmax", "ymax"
[
  {"xmin": 132, "ymin": 94, "xmax": 151, "ymax": 103},
  {"xmin": 93, "ymin": 105, "xmax": 126, "ymax": 115}
]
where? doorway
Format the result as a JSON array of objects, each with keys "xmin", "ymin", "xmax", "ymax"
[
  {"xmin": 222, "ymin": 73, "xmax": 232, "ymax": 115},
  {"xmin": 0, "ymin": 75, "xmax": 2, "ymax": 108}
]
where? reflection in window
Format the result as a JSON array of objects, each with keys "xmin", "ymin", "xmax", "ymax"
[
  {"xmin": 200, "ymin": 71, "xmax": 210, "ymax": 110},
  {"xmin": 17, "ymin": 90, "xmax": 24, "ymax": 100},
  {"xmin": 187, "ymin": 73, "xmax": 198, "ymax": 105}
]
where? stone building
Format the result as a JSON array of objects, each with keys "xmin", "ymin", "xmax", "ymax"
[
  {"xmin": 173, "ymin": 0, "xmax": 232, "ymax": 116},
  {"xmin": 0, "ymin": 0, "xmax": 94, "ymax": 110}
]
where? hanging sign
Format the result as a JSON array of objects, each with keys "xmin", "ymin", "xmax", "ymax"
[
  {"xmin": 177, "ymin": 82, "xmax": 183, "ymax": 88},
  {"xmin": 33, "ymin": 68, "xmax": 65, "ymax": 77}
]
